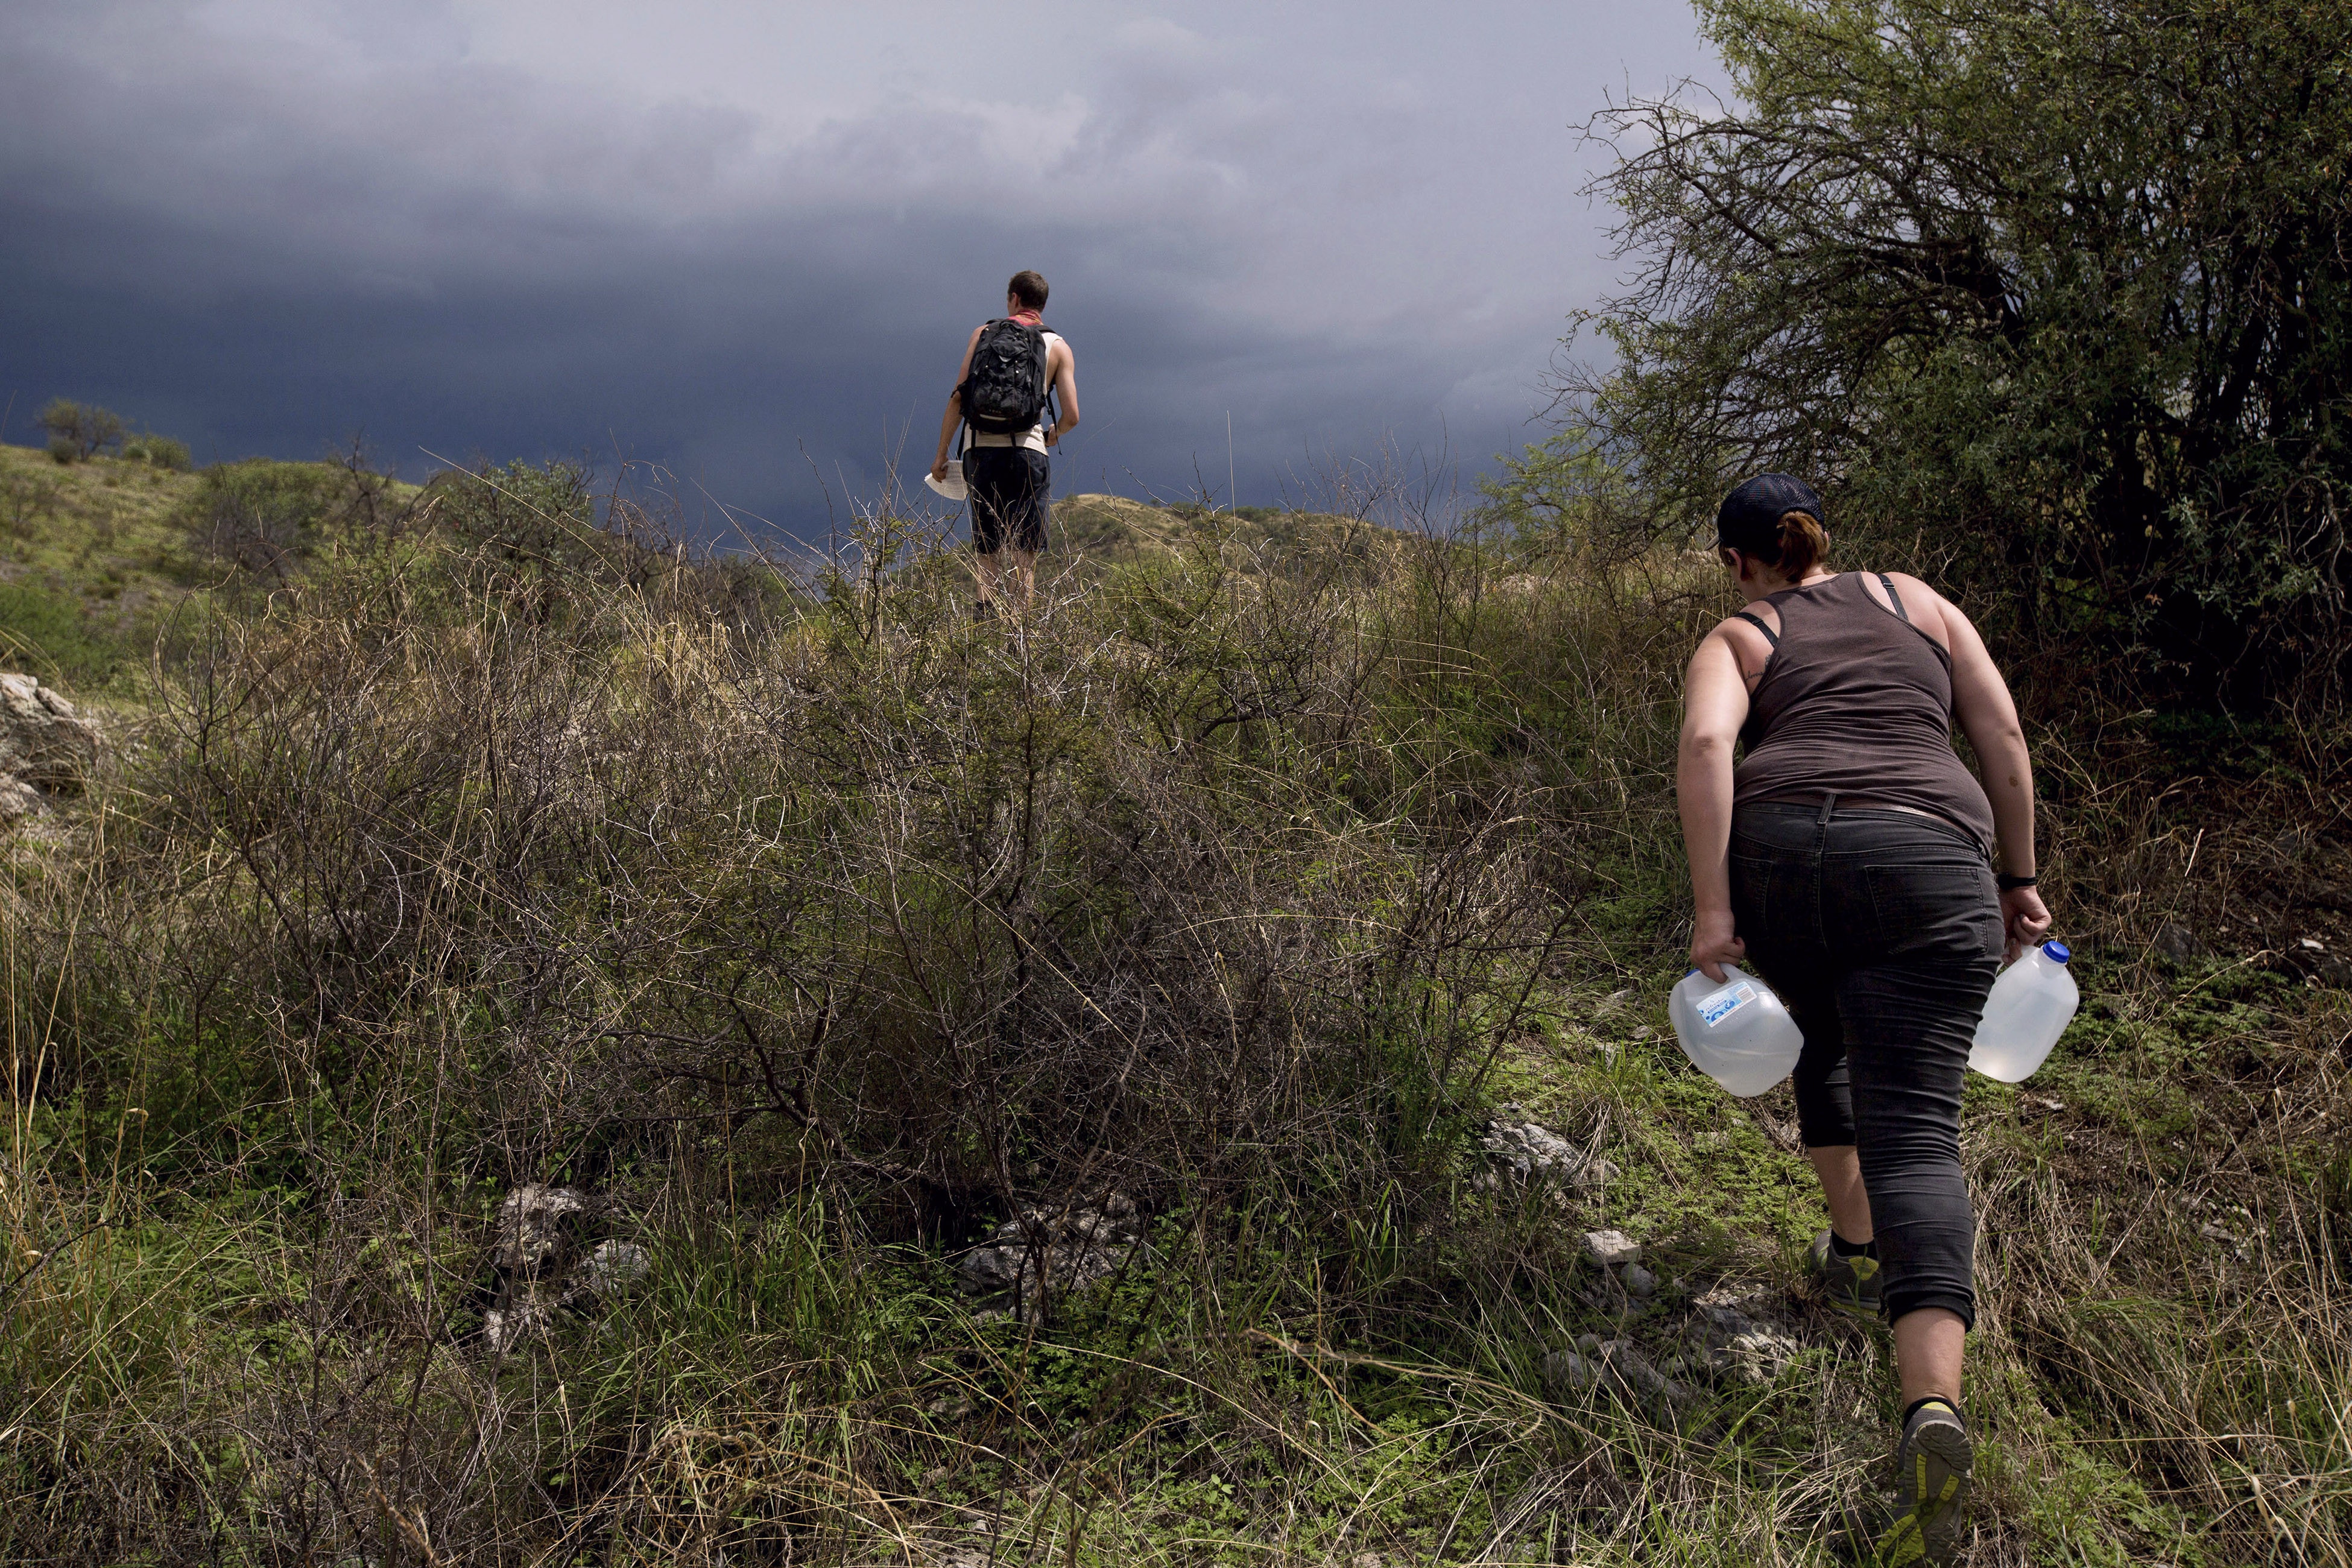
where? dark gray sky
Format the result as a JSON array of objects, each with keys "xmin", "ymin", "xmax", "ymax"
[{"xmin": 0, "ymin": 1, "xmax": 1722, "ymax": 539}]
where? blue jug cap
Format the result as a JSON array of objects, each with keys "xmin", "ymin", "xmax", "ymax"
[{"xmin": 2043, "ymin": 940, "xmax": 2071, "ymax": 963}]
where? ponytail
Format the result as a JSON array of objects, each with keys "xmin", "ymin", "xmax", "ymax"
[
  {"xmin": 1713, "ymin": 475, "xmax": 1830, "ymax": 575},
  {"xmin": 1772, "ymin": 510, "xmax": 1829, "ymax": 577}
]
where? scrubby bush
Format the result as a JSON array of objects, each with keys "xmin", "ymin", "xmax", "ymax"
[
  {"xmin": 1, "ymin": 472, "xmax": 61, "ymax": 541},
  {"xmin": 45, "ymin": 435, "xmax": 76, "ymax": 466},
  {"xmin": 0, "ymin": 470, "xmax": 1631, "ymax": 1556},
  {"xmin": 121, "ymin": 433, "xmax": 192, "ymax": 470},
  {"xmin": 177, "ymin": 458, "xmax": 362, "ymax": 578},
  {"xmin": 37, "ymin": 398, "xmax": 126, "ymax": 460}
]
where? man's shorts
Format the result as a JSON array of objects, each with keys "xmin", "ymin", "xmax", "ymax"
[{"xmin": 964, "ymin": 446, "xmax": 1050, "ymax": 555}]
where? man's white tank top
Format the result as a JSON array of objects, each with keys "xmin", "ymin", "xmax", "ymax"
[{"xmin": 966, "ymin": 330, "xmax": 1065, "ymax": 454}]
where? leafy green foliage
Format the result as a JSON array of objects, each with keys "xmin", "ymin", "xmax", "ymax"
[
  {"xmin": 1477, "ymin": 429, "xmax": 1652, "ymax": 570},
  {"xmin": 1559, "ymin": 0, "xmax": 2352, "ymax": 703},
  {"xmin": 0, "ymin": 468, "xmax": 59, "ymax": 541}
]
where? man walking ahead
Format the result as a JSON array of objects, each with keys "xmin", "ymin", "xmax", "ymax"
[{"xmin": 931, "ymin": 270, "xmax": 1080, "ymax": 619}]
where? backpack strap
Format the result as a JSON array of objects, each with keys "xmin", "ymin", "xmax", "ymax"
[
  {"xmin": 1032, "ymin": 326, "xmax": 1059, "ymax": 442},
  {"xmin": 1731, "ymin": 610, "xmax": 1780, "ymax": 649},
  {"xmin": 1876, "ymin": 572, "xmax": 1911, "ymax": 622}
]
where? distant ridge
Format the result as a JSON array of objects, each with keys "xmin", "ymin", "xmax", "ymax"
[{"xmin": 1049, "ymin": 492, "xmax": 1383, "ymax": 570}]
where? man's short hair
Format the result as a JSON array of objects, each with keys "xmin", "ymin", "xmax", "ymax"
[{"xmin": 1008, "ymin": 270, "xmax": 1049, "ymax": 311}]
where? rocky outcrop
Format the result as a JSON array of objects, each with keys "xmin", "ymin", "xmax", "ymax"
[
  {"xmin": 1685, "ymin": 1288, "xmax": 1802, "ymax": 1387},
  {"xmin": 0, "ymin": 773, "xmax": 42, "ymax": 822},
  {"xmin": 956, "ymin": 1193, "xmax": 1143, "ymax": 1321},
  {"xmin": 492, "ymin": 1184, "xmax": 590, "ymax": 1277},
  {"xmin": 1544, "ymin": 1333, "xmax": 1691, "ymax": 1412},
  {"xmin": 479, "ymin": 1185, "xmax": 649, "ymax": 1353},
  {"xmin": 1544, "ymin": 1268, "xmax": 1810, "ymax": 1422},
  {"xmin": 1475, "ymin": 1106, "xmax": 1616, "ymax": 1200},
  {"xmin": 0, "ymin": 672, "xmax": 101, "ymax": 822}
]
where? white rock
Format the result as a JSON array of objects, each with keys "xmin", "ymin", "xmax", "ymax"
[
  {"xmin": 493, "ymin": 1185, "xmax": 590, "ymax": 1276},
  {"xmin": 955, "ymin": 1197, "xmax": 1141, "ymax": 1318},
  {"xmin": 1477, "ymin": 1111, "xmax": 1614, "ymax": 1197},
  {"xmin": 0, "ymin": 773, "xmax": 45, "ymax": 823},
  {"xmin": 1581, "ymin": 1230, "xmax": 1641, "ymax": 1266},
  {"xmin": 577, "ymin": 1239, "xmax": 650, "ymax": 1295},
  {"xmin": 1542, "ymin": 1348, "xmax": 1599, "ymax": 1391},
  {"xmin": 0, "ymin": 673, "xmax": 100, "ymax": 790},
  {"xmin": 482, "ymin": 1300, "xmax": 548, "ymax": 1353},
  {"xmin": 1706, "ymin": 1329, "xmax": 1800, "ymax": 1386},
  {"xmin": 1688, "ymin": 1289, "xmax": 1803, "ymax": 1385},
  {"xmin": 1546, "ymin": 1335, "xmax": 1688, "ymax": 1406}
]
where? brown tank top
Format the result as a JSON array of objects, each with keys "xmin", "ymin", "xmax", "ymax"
[{"xmin": 1730, "ymin": 572, "xmax": 1996, "ymax": 846}]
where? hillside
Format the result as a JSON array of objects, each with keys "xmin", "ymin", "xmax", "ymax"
[
  {"xmin": 0, "ymin": 452, "xmax": 1335, "ymax": 687},
  {"xmin": 1052, "ymin": 492, "xmax": 1386, "ymax": 569},
  {"xmin": 4, "ymin": 457, "xmax": 2351, "ymax": 1564},
  {"xmin": 0, "ymin": 440, "xmax": 208, "ymax": 687}
]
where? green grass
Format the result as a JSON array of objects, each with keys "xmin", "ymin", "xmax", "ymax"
[{"xmin": 4, "ymin": 466, "xmax": 2351, "ymax": 1563}]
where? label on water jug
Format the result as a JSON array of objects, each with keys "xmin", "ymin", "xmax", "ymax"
[{"xmin": 1696, "ymin": 981, "xmax": 1757, "ymax": 1027}]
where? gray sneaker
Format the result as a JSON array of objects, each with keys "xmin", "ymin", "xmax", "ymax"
[
  {"xmin": 1874, "ymin": 1399, "xmax": 1972, "ymax": 1564},
  {"xmin": 1808, "ymin": 1228, "xmax": 1883, "ymax": 1318}
]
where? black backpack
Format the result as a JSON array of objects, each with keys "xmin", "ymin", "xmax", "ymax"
[{"xmin": 958, "ymin": 318, "xmax": 1056, "ymax": 437}]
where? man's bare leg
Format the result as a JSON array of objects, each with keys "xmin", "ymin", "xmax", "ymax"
[
  {"xmin": 1004, "ymin": 548, "xmax": 1037, "ymax": 616},
  {"xmin": 973, "ymin": 548, "xmax": 1006, "ymax": 616}
]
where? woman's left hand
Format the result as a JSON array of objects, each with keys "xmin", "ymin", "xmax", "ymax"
[{"xmin": 2000, "ymin": 886, "xmax": 2052, "ymax": 963}]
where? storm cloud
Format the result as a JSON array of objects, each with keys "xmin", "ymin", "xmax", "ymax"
[{"xmin": 0, "ymin": 1, "xmax": 1720, "ymax": 537}]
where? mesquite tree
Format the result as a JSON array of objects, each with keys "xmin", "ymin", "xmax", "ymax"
[{"xmin": 1553, "ymin": 0, "xmax": 2351, "ymax": 702}]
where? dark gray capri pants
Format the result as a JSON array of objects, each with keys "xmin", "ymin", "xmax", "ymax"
[{"xmin": 1729, "ymin": 798, "xmax": 2002, "ymax": 1327}]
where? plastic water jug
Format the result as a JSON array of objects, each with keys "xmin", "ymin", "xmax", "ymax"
[
  {"xmin": 1968, "ymin": 940, "xmax": 2078, "ymax": 1083},
  {"xmin": 1668, "ymin": 966, "xmax": 1804, "ymax": 1097}
]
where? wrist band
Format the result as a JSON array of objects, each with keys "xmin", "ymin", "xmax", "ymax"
[{"xmin": 1997, "ymin": 873, "xmax": 2038, "ymax": 891}]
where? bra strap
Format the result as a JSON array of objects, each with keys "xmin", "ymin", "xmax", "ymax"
[
  {"xmin": 1877, "ymin": 572, "xmax": 1911, "ymax": 622},
  {"xmin": 1731, "ymin": 610, "xmax": 1780, "ymax": 648}
]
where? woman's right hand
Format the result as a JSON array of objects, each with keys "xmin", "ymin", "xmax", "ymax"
[{"xmin": 1692, "ymin": 906, "xmax": 1748, "ymax": 982}]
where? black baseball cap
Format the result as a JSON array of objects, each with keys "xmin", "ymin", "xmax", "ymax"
[{"xmin": 1715, "ymin": 473, "xmax": 1824, "ymax": 554}]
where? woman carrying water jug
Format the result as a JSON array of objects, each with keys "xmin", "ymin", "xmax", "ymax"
[{"xmin": 1677, "ymin": 474, "xmax": 2050, "ymax": 1564}]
